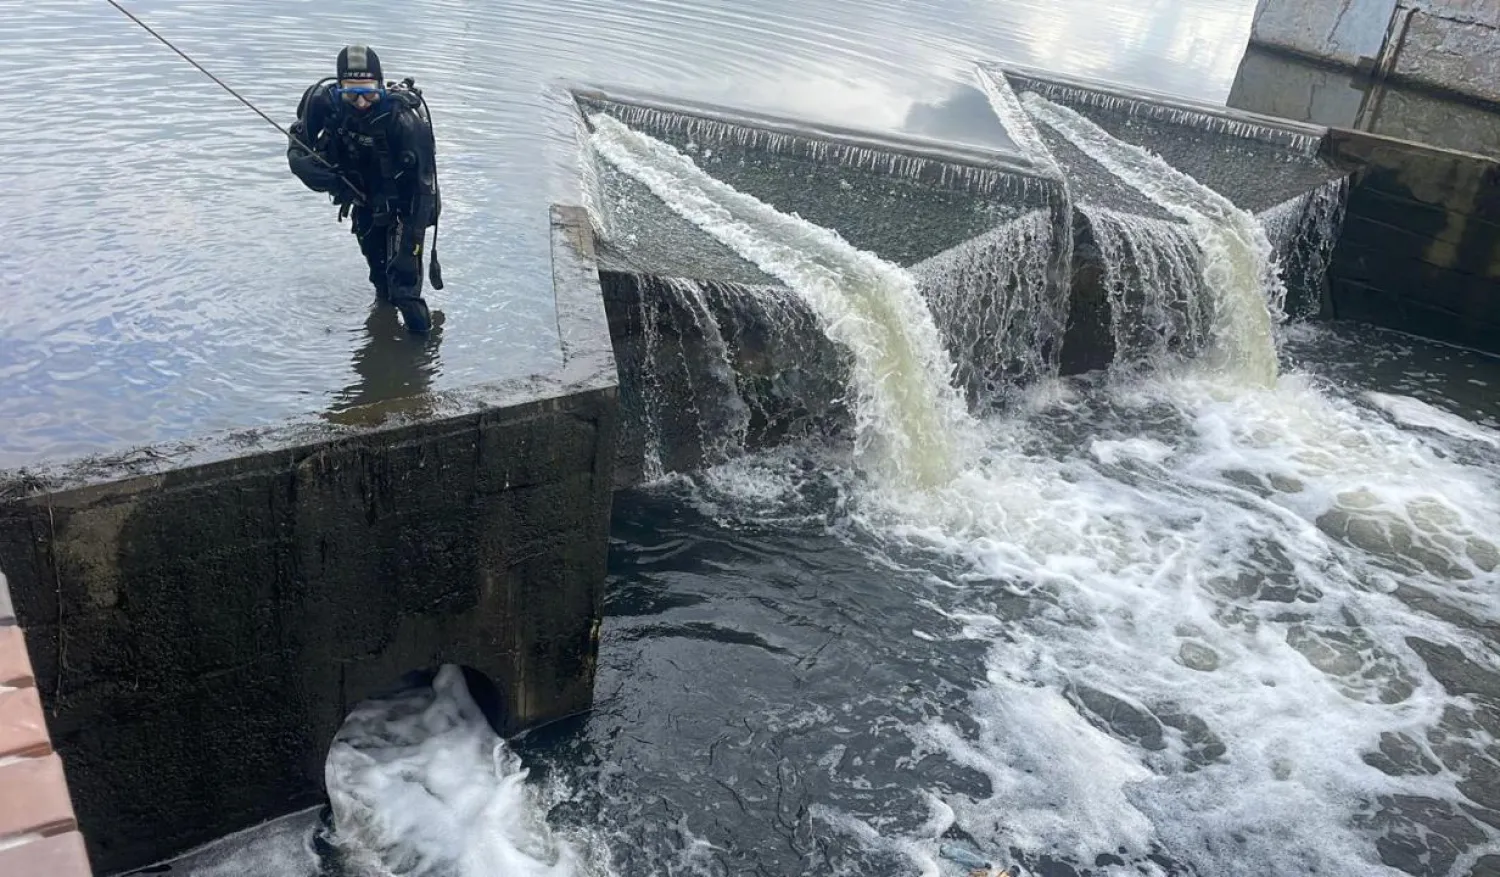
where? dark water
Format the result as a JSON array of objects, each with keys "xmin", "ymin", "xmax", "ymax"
[
  {"xmin": 149, "ymin": 317, "xmax": 1500, "ymax": 877},
  {"xmin": 0, "ymin": 0, "xmax": 1259, "ymax": 468},
  {"xmin": 522, "ymin": 319, "xmax": 1500, "ymax": 877}
]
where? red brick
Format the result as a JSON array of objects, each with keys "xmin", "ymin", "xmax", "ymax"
[
  {"xmin": 0, "ymin": 830, "xmax": 93, "ymax": 877},
  {"xmin": 0, "ymin": 688, "xmax": 50, "ymax": 759},
  {"xmin": 0, "ymin": 627, "xmax": 34, "ymax": 689},
  {"xmin": 0, "ymin": 754, "xmax": 76, "ymax": 841}
]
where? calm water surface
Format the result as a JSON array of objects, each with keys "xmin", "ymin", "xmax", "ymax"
[{"xmin": 0, "ymin": 0, "xmax": 1259, "ymax": 467}]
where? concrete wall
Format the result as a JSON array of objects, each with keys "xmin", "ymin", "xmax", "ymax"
[
  {"xmin": 0, "ymin": 205, "xmax": 619, "ymax": 875},
  {"xmin": 1248, "ymin": 0, "xmax": 1500, "ymax": 105},
  {"xmin": 1392, "ymin": 2, "xmax": 1500, "ymax": 104},
  {"xmin": 1249, "ymin": 0, "xmax": 1400, "ymax": 69},
  {"xmin": 1319, "ymin": 129, "xmax": 1500, "ymax": 352}
]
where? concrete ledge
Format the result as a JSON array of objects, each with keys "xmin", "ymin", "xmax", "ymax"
[
  {"xmin": 0, "ymin": 571, "xmax": 92, "ymax": 877},
  {"xmin": 0, "ymin": 205, "xmax": 619, "ymax": 875},
  {"xmin": 980, "ymin": 60, "xmax": 1330, "ymax": 155},
  {"xmin": 1319, "ymin": 127, "xmax": 1500, "ymax": 353}
]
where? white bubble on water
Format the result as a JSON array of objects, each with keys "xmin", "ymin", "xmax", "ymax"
[{"xmin": 324, "ymin": 665, "xmax": 599, "ymax": 877}]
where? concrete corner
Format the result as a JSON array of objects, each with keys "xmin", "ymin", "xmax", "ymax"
[{"xmin": 0, "ymin": 206, "xmax": 618, "ymax": 875}]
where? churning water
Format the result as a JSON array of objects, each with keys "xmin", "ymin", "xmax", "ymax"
[
  {"xmin": 560, "ymin": 102, "xmax": 1500, "ymax": 875},
  {"xmin": 0, "ymin": 0, "xmax": 1259, "ymax": 467}
]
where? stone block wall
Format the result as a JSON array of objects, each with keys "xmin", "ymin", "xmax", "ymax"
[{"xmin": 1247, "ymin": 0, "xmax": 1500, "ymax": 106}]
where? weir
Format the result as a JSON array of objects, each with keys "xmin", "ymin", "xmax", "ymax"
[
  {"xmin": 578, "ymin": 67, "xmax": 1356, "ymax": 480},
  {"xmin": 573, "ymin": 85, "xmax": 1076, "ymax": 481},
  {"xmin": 8, "ymin": 48, "xmax": 1488, "ymax": 875}
]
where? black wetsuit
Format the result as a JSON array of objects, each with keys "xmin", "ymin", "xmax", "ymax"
[{"xmin": 287, "ymin": 81, "xmax": 440, "ymax": 323}]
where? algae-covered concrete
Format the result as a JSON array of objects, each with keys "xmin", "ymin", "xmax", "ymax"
[
  {"xmin": 0, "ymin": 205, "xmax": 619, "ymax": 875},
  {"xmin": 1319, "ymin": 129, "xmax": 1500, "ymax": 353}
]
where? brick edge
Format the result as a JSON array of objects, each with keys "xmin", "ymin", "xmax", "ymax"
[{"xmin": 0, "ymin": 570, "xmax": 93, "ymax": 877}]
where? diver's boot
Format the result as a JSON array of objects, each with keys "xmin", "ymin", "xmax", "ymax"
[{"xmin": 396, "ymin": 297, "xmax": 432, "ymax": 333}]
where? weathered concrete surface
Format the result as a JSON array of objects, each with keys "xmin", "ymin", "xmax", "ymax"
[
  {"xmin": 1249, "ymin": 0, "xmax": 1399, "ymax": 69},
  {"xmin": 0, "ymin": 205, "xmax": 619, "ymax": 875},
  {"xmin": 1247, "ymin": 0, "xmax": 1500, "ymax": 105},
  {"xmin": 1392, "ymin": 3, "xmax": 1500, "ymax": 105},
  {"xmin": 1318, "ymin": 128, "xmax": 1500, "ymax": 353}
]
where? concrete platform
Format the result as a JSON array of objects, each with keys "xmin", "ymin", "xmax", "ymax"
[{"xmin": 0, "ymin": 206, "xmax": 619, "ymax": 875}]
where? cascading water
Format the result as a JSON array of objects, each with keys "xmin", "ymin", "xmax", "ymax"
[
  {"xmin": 1019, "ymin": 91, "xmax": 1288, "ymax": 388},
  {"xmin": 1258, "ymin": 177, "xmax": 1351, "ymax": 319},
  {"xmin": 612, "ymin": 271, "xmax": 850, "ymax": 478},
  {"xmin": 583, "ymin": 82, "xmax": 1500, "ymax": 877},
  {"xmin": 910, "ymin": 208, "xmax": 1066, "ymax": 406},
  {"xmin": 588, "ymin": 111, "xmax": 977, "ymax": 491},
  {"xmin": 1082, "ymin": 206, "xmax": 1210, "ymax": 371}
]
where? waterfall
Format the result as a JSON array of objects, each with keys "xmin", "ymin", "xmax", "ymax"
[
  {"xmin": 1020, "ymin": 91, "xmax": 1288, "ymax": 388},
  {"xmin": 588, "ymin": 112, "xmax": 976, "ymax": 490},
  {"xmin": 1082, "ymin": 206, "xmax": 1211, "ymax": 371},
  {"xmin": 912, "ymin": 208, "xmax": 1067, "ymax": 406}
]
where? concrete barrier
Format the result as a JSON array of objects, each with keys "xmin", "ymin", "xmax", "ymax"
[
  {"xmin": 1228, "ymin": 45, "xmax": 1500, "ymax": 160},
  {"xmin": 0, "ymin": 205, "xmax": 619, "ymax": 875},
  {"xmin": 1318, "ymin": 128, "xmax": 1500, "ymax": 353}
]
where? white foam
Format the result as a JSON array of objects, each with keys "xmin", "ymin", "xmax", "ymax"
[
  {"xmin": 324, "ymin": 665, "xmax": 591, "ymax": 877},
  {"xmin": 1366, "ymin": 390, "xmax": 1500, "ymax": 450},
  {"xmin": 837, "ymin": 365, "xmax": 1500, "ymax": 874},
  {"xmin": 589, "ymin": 112, "xmax": 978, "ymax": 490}
]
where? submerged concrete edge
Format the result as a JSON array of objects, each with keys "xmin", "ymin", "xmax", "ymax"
[{"xmin": 568, "ymin": 81, "xmax": 1055, "ymax": 187}]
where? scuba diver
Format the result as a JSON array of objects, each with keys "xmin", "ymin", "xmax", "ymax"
[{"xmin": 286, "ymin": 45, "xmax": 443, "ymax": 333}]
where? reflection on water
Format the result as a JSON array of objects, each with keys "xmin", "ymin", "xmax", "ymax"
[
  {"xmin": 0, "ymin": 0, "xmax": 1258, "ymax": 467},
  {"xmin": 324, "ymin": 305, "xmax": 445, "ymax": 423},
  {"xmin": 1228, "ymin": 46, "xmax": 1500, "ymax": 160}
]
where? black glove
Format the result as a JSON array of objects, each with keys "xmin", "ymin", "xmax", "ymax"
[{"xmin": 331, "ymin": 177, "xmax": 362, "ymax": 206}]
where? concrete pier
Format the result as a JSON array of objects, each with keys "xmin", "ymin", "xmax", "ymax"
[{"xmin": 0, "ymin": 206, "xmax": 618, "ymax": 875}]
